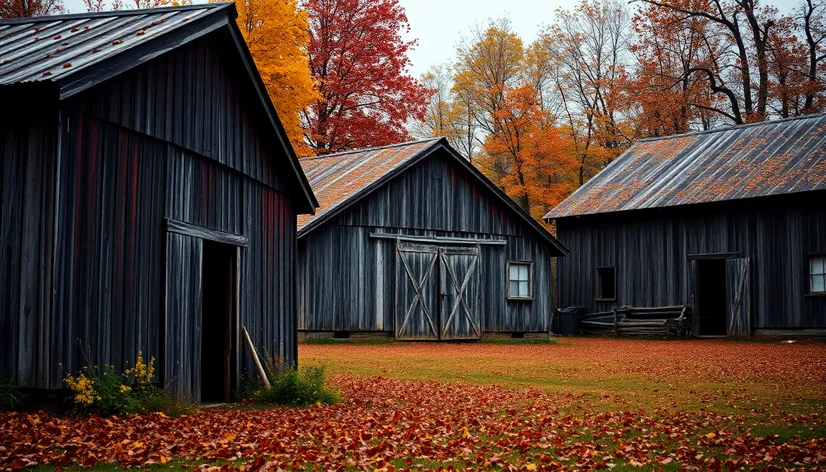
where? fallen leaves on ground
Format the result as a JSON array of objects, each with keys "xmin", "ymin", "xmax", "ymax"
[{"xmin": 1, "ymin": 339, "xmax": 825, "ymax": 470}]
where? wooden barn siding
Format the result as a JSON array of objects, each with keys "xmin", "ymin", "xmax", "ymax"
[
  {"xmin": 43, "ymin": 110, "xmax": 298, "ymax": 393},
  {"xmin": 556, "ymin": 194, "xmax": 826, "ymax": 329},
  {"xmin": 6, "ymin": 27, "xmax": 302, "ymax": 390},
  {"xmin": 68, "ymin": 31, "xmax": 288, "ymax": 194},
  {"xmin": 0, "ymin": 111, "xmax": 58, "ymax": 387},
  {"xmin": 299, "ymin": 153, "xmax": 554, "ymax": 334}
]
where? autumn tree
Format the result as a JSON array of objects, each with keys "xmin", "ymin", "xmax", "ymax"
[
  {"xmin": 798, "ymin": 0, "xmax": 826, "ymax": 113},
  {"xmin": 451, "ymin": 19, "xmax": 580, "ymax": 217},
  {"xmin": 302, "ymin": 0, "xmax": 430, "ymax": 154},
  {"xmin": 415, "ymin": 64, "xmax": 480, "ymax": 161},
  {"xmin": 0, "ymin": 0, "xmax": 62, "ymax": 18},
  {"xmin": 228, "ymin": 0, "xmax": 318, "ymax": 155},
  {"xmin": 479, "ymin": 85, "xmax": 577, "ymax": 219},
  {"xmin": 537, "ymin": 0, "xmax": 634, "ymax": 186}
]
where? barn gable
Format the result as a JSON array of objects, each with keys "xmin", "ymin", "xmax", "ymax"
[
  {"xmin": 0, "ymin": 3, "xmax": 316, "ymax": 213},
  {"xmin": 299, "ymin": 138, "xmax": 566, "ymax": 253}
]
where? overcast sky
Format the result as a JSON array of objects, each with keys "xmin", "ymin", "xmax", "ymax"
[{"xmin": 61, "ymin": 0, "xmax": 800, "ymax": 80}]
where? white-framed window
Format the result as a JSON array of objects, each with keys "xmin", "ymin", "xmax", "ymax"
[
  {"xmin": 810, "ymin": 255, "xmax": 826, "ymax": 294},
  {"xmin": 507, "ymin": 261, "xmax": 532, "ymax": 300}
]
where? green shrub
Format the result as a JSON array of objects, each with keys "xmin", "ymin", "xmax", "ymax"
[
  {"xmin": 254, "ymin": 363, "xmax": 341, "ymax": 407},
  {"xmin": 0, "ymin": 375, "xmax": 26, "ymax": 411},
  {"xmin": 65, "ymin": 365, "xmax": 141, "ymax": 416}
]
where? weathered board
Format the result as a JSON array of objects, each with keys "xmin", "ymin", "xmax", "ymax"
[
  {"xmin": 439, "ymin": 246, "xmax": 481, "ymax": 340},
  {"xmin": 395, "ymin": 243, "xmax": 440, "ymax": 340},
  {"xmin": 726, "ymin": 258, "xmax": 751, "ymax": 336}
]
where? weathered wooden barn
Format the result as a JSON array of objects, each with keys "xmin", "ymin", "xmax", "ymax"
[
  {"xmin": 545, "ymin": 114, "xmax": 826, "ymax": 336},
  {"xmin": 297, "ymin": 138, "xmax": 568, "ymax": 340},
  {"xmin": 0, "ymin": 4, "xmax": 317, "ymax": 400}
]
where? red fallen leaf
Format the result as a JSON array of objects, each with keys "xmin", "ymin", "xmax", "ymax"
[
  {"xmin": 91, "ymin": 48, "xmax": 101, "ymax": 53},
  {"xmin": 45, "ymin": 54, "xmax": 54, "ymax": 58},
  {"xmin": 63, "ymin": 63, "xmax": 72, "ymax": 68},
  {"xmin": 70, "ymin": 27, "xmax": 79, "ymax": 32},
  {"xmin": 42, "ymin": 71, "xmax": 51, "ymax": 76},
  {"xmin": 112, "ymin": 39, "xmax": 123, "ymax": 45},
  {"xmin": 53, "ymin": 34, "xmax": 61, "ymax": 40},
  {"xmin": 136, "ymin": 30, "xmax": 145, "ymax": 36}
]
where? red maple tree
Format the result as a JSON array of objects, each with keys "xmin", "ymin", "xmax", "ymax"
[{"xmin": 302, "ymin": 0, "xmax": 431, "ymax": 154}]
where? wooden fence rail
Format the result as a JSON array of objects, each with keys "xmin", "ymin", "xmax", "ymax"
[{"xmin": 581, "ymin": 305, "xmax": 692, "ymax": 337}]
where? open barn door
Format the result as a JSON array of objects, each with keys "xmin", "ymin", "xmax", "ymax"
[
  {"xmin": 395, "ymin": 243, "xmax": 439, "ymax": 340},
  {"xmin": 726, "ymin": 258, "xmax": 751, "ymax": 336},
  {"xmin": 439, "ymin": 246, "xmax": 481, "ymax": 340}
]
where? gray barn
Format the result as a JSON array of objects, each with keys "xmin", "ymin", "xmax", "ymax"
[
  {"xmin": 545, "ymin": 115, "xmax": 826, "ymax": 336},
  {"xmin": 0, "ymin": 4, "xmax": 317, "ymax": 400},
  {"xmin": 297, "ymin": 138, "xmax": 568, "ymax": 340}
]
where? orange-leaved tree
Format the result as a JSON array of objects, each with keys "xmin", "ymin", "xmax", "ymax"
[
  {"xmin": 480, "ymin": 84, "xmax": 577, "ymax": 220},
  {"xmin": 225, "ymin": 0, "xmax": 319, "ymax": 156}
]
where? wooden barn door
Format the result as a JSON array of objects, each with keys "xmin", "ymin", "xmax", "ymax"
[
  {"xmin": 395, "ymin": 243, "xmax": 439, "ymax": 340},
  {"xmin": 725, "ymin": 258, "xmax": 751, "ymax": 336},
  {"xmin": 439, "ymin": 246, "xmax": 481, "ymax": 340},
  {"xmin": 163, "ymin": 233, "xmax": 203, "ymax": 400}
]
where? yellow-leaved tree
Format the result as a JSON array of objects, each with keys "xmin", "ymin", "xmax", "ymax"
[{"xmin": 223, "ymin": 0, "xmax": 320, "ymax": 156}]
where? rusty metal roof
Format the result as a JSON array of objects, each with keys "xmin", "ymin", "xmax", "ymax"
[
  {"xmin": 298, "ymin": 138, "xmax": 568, "ymax": 254},
  {"xmin": 545, "ymin": 113, "xmax": 826, "ymax": 220},
  {"xmin": 0, "ymin": 3, "xmax": 230, "ymax": 95},
  {"xmin": 0, "ymin": 3, "xmax": 319, "ymax": 214},
  {"xmin": 298, "ymin": 138, "xmax": 441, "ymax": 233}
]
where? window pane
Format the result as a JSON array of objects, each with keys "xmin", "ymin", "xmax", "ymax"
[
  {"xmin": 812, "ymin": 257, "xmax": 825, "ymax": 275},
  {"xmin": 509, "ymin": 281, "xmax": 519, "ymax": 297},
  {"xmin": 812, "ymin": 275, "xmax": 826, "ymax": 293},
  {"xmin": 519, "ymin": 281, "xmax": 529, "ymax": 297},
  {"xmin": 509, "ymin": 264, "xmax": 518, "ymax": 281},
  {"xmin": 519, "ymin": 265, "xmax": 529, "ymax": 281}
]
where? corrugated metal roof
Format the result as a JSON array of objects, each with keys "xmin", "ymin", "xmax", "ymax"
[
  {"xmin": 0, "ymin": 3, "xmax": 228, "ymax": 86},
  {"xmin": 298, "ymin": 138, "xmax": 441, "ymax": 232},
  {"xmin": 545, "ymin": 113, "xmax": 826, "ymax": 219}
]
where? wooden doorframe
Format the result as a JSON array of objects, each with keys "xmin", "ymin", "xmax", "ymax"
[
  {"xmin": 162, "ymin": 223, "xmax": 245, "ymax": 401},
  {"xmin": 688, "ymin": 252, "xmax": 749, "ymax": 337}
]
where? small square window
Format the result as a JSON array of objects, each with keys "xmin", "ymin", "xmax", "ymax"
[
  {"xmin": 597, "ymin": 267, "xmax": 616, "ymax": 300},
  {"xmin": 810, "ymin": 256, "xmax": 826, "ymax": 293},
  {"xmin": 508, "ymin": 262, "xmax": 532, "ymax": 299}
]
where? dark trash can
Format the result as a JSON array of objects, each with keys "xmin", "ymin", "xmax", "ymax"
[{"xmin": 554, "ymin": 306, "xmax": 584, "ymax": 335}]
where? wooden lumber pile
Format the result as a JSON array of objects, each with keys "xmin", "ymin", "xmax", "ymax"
[{"xmin": 581, "ymin": 305, "xmax": 691, "ymax": 337}]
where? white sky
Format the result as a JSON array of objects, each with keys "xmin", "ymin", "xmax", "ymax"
[{"xmin": 60, "ymin": 0, "xmax": 799, "ymax": 80}]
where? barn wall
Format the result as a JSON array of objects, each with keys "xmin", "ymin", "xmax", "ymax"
[
  {"xmin": 299, "ymin": 153, "xmax": 555, "ymax": 334},
  {"xmin": 5, "ymin": 29, "xmax": 300, "ymax": 392},
  {"xmin": 555, "ymin": 192, "xmax": 826, "ymax": 329},
  {"xmin": 0, "ymin": 108, "xmax": 58, "ymax": 388}
]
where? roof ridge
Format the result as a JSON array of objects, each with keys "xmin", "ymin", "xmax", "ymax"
[
  {"xmin": 636, "ymin": 112, "xmax": 826, "ymax": 143},
  {"xmin": 299, "ymin": 137, "xmax": 442, "ymax": 161},
  {"xmin": 0, "ymin": 2, "xmax": 231, "ymax": 25}
]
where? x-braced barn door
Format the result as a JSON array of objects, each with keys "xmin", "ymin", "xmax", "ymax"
[
  {"xmin": 439, "ymin": 246, "xmax": 481, "ymax": 340},
  {"xmin": 395, "ymin": 243, "xmax": 440, "ymax": 340},
  {"xmin": 726, "ymin": 258, "xmax": 751, "ymax": 336}
]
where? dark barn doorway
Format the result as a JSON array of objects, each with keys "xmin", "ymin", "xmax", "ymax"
[
  {"xmin": 696, "ymin": 259, "xmax": 727, "ymax": 336},
  {"xmin": 200, "ymin": 241, "xmax": 238, "ymax": 403}
]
